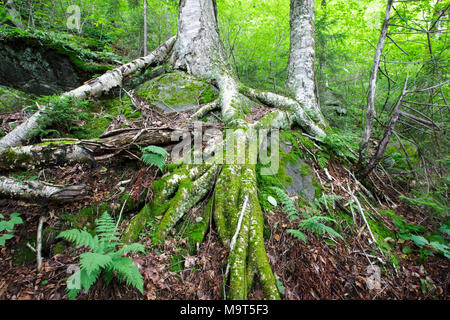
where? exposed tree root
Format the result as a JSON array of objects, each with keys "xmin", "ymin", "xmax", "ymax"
[{"xmin": 123, "ymin": 139, "xmax": 281, "ymax": 300}]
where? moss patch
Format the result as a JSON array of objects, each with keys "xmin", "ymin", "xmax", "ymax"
[{"xmin": 136, "ymin": 72, "xmax": 218, "ymax": 113}]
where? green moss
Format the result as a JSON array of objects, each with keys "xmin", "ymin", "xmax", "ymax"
[
  {"xmin": 182, "ymin": 198, "xmax": 213, "ymax": 249},
  {"xmin": 257, "ymin": 130, "xmax": 307, "ymax": 211},
  {"xmin": 122, "ymin": 204, "xmax": 152, "ymax": 244},
  {"xmin": 0, "ymin": 147, "xmax": 32, "ymax": 168},
  {"xmin": 13, "ymin": 240, "xmax": 35, "ymax": 265},
  {"xmin": 0, "ymin": 86, "xmax": 34, "ymax": 113},
  {"xmin": 136, "ymin": 73, "xmax": 218, "ymax": 112},
  {"xmin": 52, "ymin": 241, "xmax": 67, "ymax": 255},
  {"xmin": 38, "ymin": 140, "xmax": 79, "ymax": 146}
]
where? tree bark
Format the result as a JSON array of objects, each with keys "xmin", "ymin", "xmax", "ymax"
[
  {"xmin": 0, "ymin": 176, "xmax": 87, "ymax": 202},
  {"xmin": 359, "ymin": 0, "xmax": 394, "ymax": 163},
  {"xmin": 360, "ymin": 75, "xmax": 408, "ymax": 177},
  {"xmin": 144, "ymin": 0, "xmax": 148, "ymax": 56},
  {"xmin": 287, "ymin": 0, "xmax": 326, "ymax": 127}
]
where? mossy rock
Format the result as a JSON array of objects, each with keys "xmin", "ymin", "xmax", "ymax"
[
  {"xmin": 257, "ymin": 130, "xmax": 320, "ymax": 210},
  {"xmin": 0, "ymin": 85, "xmax": 34, "ymax": 113},
  {"xmin": 135, "ymin": 72, "xmax": 218, "ymax": 113},
  {"xmin": 280, "ymin": 140, "xmax": 317, "ymax": 202}
]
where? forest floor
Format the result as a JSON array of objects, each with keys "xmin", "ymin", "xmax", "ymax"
[{"xmin": 0, "ymin": 152, "xmax": 448, "ymax": 300}]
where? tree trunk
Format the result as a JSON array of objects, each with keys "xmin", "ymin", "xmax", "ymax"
[
  {"xmin": 144, "ymin": 0, "xmax": 148, "ymax": 56},
  {"xmin": 359, "ymin": 0, "xmax": 394, "ymax": 163},
  {"xmin": 360, "ymin": 75, "xmax": 408, "ymax": 177},
  {"xmin": 287, "ymin": 0, "xmax": 326, "ymax": 127},
  {"xmin": 0, "ymin": 176, "xmax": 87, "ymax": 202}
]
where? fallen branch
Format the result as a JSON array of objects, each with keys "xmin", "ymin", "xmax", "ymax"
[
  {"xmin": 36, "ymin": 216, "xmax": 46, "ymax": 271},
  {"xmin": 0, "ymin": 36, "xmax": 176, "ymax": 151},
  {"xmin": 0, "ymin": 176, "xmax": 87, "ymax": 202}
]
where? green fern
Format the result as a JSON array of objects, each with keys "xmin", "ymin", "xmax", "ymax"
[
  {"xmin": 271, "ymin": 187, "xmax": 299, "ymax": 221},
  {"xmin": 271, "ymin": 188, "xmax": 343, "ymax": 243},
  {"xmin": 57, "ymin": 211, "xmax": 145, "ymax": 299},
  {"xmin": 0, "ymin": 213, "xmax": 23, "ymax": 246},
  {"xmin": 139, "ymin": 145, "xmax": 169, "ymax": 171}
]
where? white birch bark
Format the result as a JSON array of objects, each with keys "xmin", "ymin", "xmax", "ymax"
[
  {"xmin": 287, "ymin": 0, "xmax": 326, "ymax": 127},
  {"xmin": 0, "ymin": 176, "xmax": 87, "ymax": 202},
  {"xmin": 171, "ymin": 0, "xmax": 244, "ymax": 125}
]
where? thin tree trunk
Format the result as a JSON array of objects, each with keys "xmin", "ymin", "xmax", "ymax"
[
  {"xmin": 144, "ymin": 0, "xmax": 148, "ymax": 56},
  {"xmin": 360, "ymin": 75, "xmax": 408, "ymax": 177},
  {"xmin": 359, "ymin": 0, "xmax": 394, "ymax": 163}
]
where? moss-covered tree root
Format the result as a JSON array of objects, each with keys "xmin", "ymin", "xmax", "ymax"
[{"xmin": 122, "ymin": 159, "xmax": 280, "ymax": 300}]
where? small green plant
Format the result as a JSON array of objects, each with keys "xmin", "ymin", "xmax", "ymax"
[
  {"xmin": 57, "ymin": 211, "xmax": 145, "ymax": 299},
  {"xmin": 0, "ymin": 213, "xmax": 23, "ymax": 246},
  {"xmin": 382, "ymin": 209, "xmax": 450, "ymax": 260},
  {"xmin": 271, "ymin": 187, "xmax": 343, "ymax": 243},
  {"xmin": 320, "ymin": 131, "xmax": 358, "ymax": 162},
  {"xmin": 139, "ymin": 145, "xmax": 169, "ymax": 171},
  {"xmin": 30, "ymin": 95, "xmax": 91, "ymax": 139}
]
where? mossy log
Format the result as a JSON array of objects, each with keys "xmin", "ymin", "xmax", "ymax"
[
  {"xmin": 0, "ymin": 123, "xmax": 222, "ymax": 171},
  {"xmin": 0, "ymin": 176, "xmax": 87, "ymax": 202}
]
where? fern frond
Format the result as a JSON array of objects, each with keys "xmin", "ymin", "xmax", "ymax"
[
  {"xmin": 141, "ymin": 153, "xmax": 167, "ymax": 171},
  {"xmin": 271, "ymin": 187, "xmax": 299, "ymax": 220},
  {"xmin": 80, "ymin": 268, "xmax": 101, "ymax": 293},
  {"xmin": 140, "ymin": 145, "xmax": 169, "ymax": 157},
  {"xmin": 112, "ymin": 256, "xmax": 144, "ymax": 293},
  {"xmin": 80, "ymin": 252, "xmax": 113, "ymax": 276},
  {"xmin": 139, "ymin": 145, "xmax": 169, "ymax": 171},
  {"xmin": 117, "ymin": 243, "xmax": 146, "ymax": 256},
  {"xmin": 57, "ymin": 229, "xmax": 96, "ymax": 249},
  {"xmin": 299, "ymin": 216, "xmax": 343, "ymax": 240},
  {"xmin": 96, "ymin": 212, "xmax": 120, "ymax": 247},
  {"xmin": 286, "ymin": 229, "xmax": 307, "ymax": 243}
]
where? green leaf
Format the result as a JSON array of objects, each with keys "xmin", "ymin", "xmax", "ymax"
[
  {"xmin": 112, "ymin": 256, "xmax": 144, "ymax": 293},
  {"xmin": 80, "ymin": 252, "xmax": 112, "ymax": 276},
  {"xmin": 286, "ymin": 229, "xmax": 307, "ymax": 243},
  {"xmin": 117, "ymin": 243, "xmax": 146, "ymax": 255},
  {"xmin": 439, "ymin": 223, "xmax": 450, "ymax": 236},
  {"xmin": 0, "ymin": 234, "xmax": 14, "ymax": 246},
  {"xmin": 410, "ymin": 235, "xmax": 429, "ymax": 247}
]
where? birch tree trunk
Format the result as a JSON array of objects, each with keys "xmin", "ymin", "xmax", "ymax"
[
  {"xmin": 359, "ymin": 0, "xmax": 394, "ymax": 163},
  {"xmin": 287, "ymin": 0, "xmax": 326, "ymax": 127},
  {"xmin": 144, "ymin": 0, "xmax": 148, "ymax": 56}
]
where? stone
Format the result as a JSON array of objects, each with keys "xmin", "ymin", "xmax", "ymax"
[
  {"xmin": 136, "ymin": 72, "xmax": 218, "ymax": 114},
  {"xmin": 280, "ymin": 139, "xmax": 316, "ymax": 202},
  {"xmin": 0, "ymin": 85, "xmax": 34, "ymax": 113},
  {"xmin": 0, "ymin": 41, "xmax": 92, "ymax": 95}
]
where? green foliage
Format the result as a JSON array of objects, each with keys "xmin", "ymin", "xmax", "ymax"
[
  {"xmin": 139, "ymin": 145, "xmax": 169, "ymax": 171},
  {"xmin": 30, "ymin": 96, "xmax": 92, "ymax": 139},
  {"xmin": 0, "ymin": 213, "xmax": 23, "ymax": 246},
  {"xmin": 57, "ymin": 211, "xmax": 145, "ymax": 299},
  {"xmin": 271, "ymin": 187, "xmax": 343, "ymax": 243},
  {"xmin": 320, "ymin": 131, "xmax": 359, "ymax": 162},
  {"xmin": 381, "ymin": 209, "xmax": 450, "ymax": 260},
  {"xmin": 399, "ymin": 184, "xmax": 449, "ymax": 218}
]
